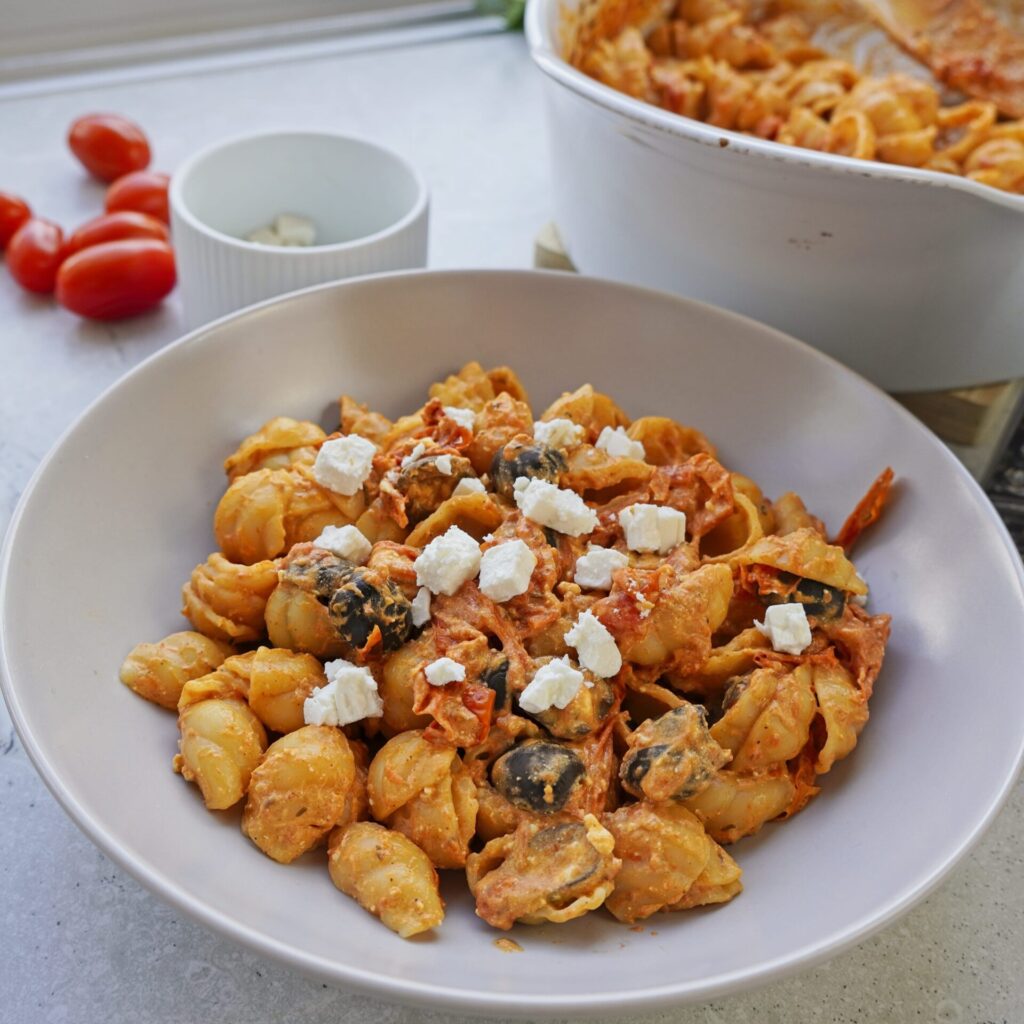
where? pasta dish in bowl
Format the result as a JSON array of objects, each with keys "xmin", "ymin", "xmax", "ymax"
[
  {"xmin": 2, "ymin": 271, "xmax": 1023, "ymax": 1014},
  {"xmin": 120, "ymin": 359, "xmax": 892, "ymax": 937}
]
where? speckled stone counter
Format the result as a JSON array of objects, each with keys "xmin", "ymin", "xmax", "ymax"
[{"xmin": 1, "ymin": 27, "xmax": 1022, "ymax": 1024}]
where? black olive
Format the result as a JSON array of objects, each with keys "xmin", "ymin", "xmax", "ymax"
[
  {"xmin": 482, "ymin": 657, "xmax": 511, "ymax": 712},
  {"xmin": 526, "ymin": 821, "xmax": 602, "ymax": 896},
  {"xmin": 283, "ymin": 548, "xmax": 355, "ymax": 603},
  {"xmin": 526, "ymin": 675, "xmax": 615, "ymax": 739},
  {"xmin": 396, "ymin": 453, "xmax": 475, "ymax": 523},
  {"xmin": 491, "ymin": 741, "xmax": 585, "ymax": 814},
  {"xmin": 771, "ymin": 572, "xmax": 846, "ymax": 622},
  {"xmin": 327, "ymin": 566, "xmax": 413, "ymax": 653},
  {"xmin": 619, "ymin": 705, "xmax": 726, "ymax": 802},
  {"xmin": 490, "ymin": 438, "xmax": 568, "ymax": 500},
  {"xmin": 542, "ymin": 527, "xmax": 560, "ymax": 548},
  {"xmin": 721, "ymin": 676, "xmax": 750, "ymax": 714}
]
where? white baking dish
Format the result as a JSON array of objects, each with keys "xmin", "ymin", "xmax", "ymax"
[{"xmin": 526, "ymin": 0, "xmax": 1024, "ymax": 392}]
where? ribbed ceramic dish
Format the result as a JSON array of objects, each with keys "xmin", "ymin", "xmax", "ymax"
[
  {"xmin": 169, "ymin": 130, "xmax": 429, "ymax": 329},
  {"xmin": 2, "ymin": 271, "xmax": 1023, "ymax": 1016},
  {"xmin": 526, "ymin": 0, "xmax": 1024, "ymax": 392}
]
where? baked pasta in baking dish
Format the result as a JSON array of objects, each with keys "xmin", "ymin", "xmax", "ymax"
[
  {"xmin": 574, "ymin": 0, "xmax": 1024, "ymax": 193},
  {"xmin": 120, "ymin": 361, "xmax": 892, "ymax": 937}
]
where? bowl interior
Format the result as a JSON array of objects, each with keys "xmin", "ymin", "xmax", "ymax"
[
  {"xmin": 3, "ymin": 271, "xmax": 1023, "ymax": 1016},
  {"xmin": 176, "ymin": 132, "xmax": 423, "ymax": 246}
]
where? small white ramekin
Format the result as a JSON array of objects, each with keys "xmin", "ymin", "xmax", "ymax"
[{"xmin": 170, "ymin": 130, "xmax": 429, "ymax": 329}]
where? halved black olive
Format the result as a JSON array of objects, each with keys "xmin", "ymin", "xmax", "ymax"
[
  {"xmin": 619, "ymin": 704, "xmax": 727, "ymax": 802},
  {"xmin": 527, "ymin": 675, "xmax": 615, "ymax": 739},
  {"xmin": 490, "ymin": 438, "xmax": 568, "ymax": 500},
  {"xmin": 491, "ymin": 741, "xmax": 585, "ymax": 813},
  {"xmin": 396, "ymin": 453, "xmax": 475, "ymax": 523},
  {"xmin": 327, "ymin": 566, "xmax": 413, "ymax": 653},
  {"xmin": 282, "ymin": 547, "xmax": 355, "ymax": 604},
  {"xmin": 771, "ymin": 572, "xmax": 846, "ymax": 622},
  {"xmin": 482, "ymin": 657, "xmax": 511, "ymax": 713}
]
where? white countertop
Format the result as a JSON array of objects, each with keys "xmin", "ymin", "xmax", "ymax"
[{"xmin": 1, "ymin": 25, "xmax": 1022, "ymax": 1024}]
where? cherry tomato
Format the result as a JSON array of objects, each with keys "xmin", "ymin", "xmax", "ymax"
[
  {"xmin": 6, "ymin": 218, "xmax": 65, "ymax": 293},
  {"xmin": 63, "ymin": 211, "xmax": 169, "ymax": 259},
  {"xmin": 105, "ymin": 170, "xmax": 170, "ymax": 224},
  {"xmin": 0, "ymin": 192, "xmax": 32, "ymax": 250},
  {"xmin": 68, "ymin": 114, "xmax": 151, "ymax": 183},
  {"xmin": 56, "ymin": 239, "xmax": 175, "ymax": 320}
]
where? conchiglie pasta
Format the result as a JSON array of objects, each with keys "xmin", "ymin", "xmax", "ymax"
[
  {"xmin": 684, "ymin": 767, "xmax": 796, "ymax": 843},
  {"xmin": 603, "ymin": 802, "xmax": 739, "ymax": 923},
  {"xmin": 119, "ymin": 631, "xmax": 233, "ymax": 710},
  {"xmin": 247, "ymin": 646, "xmax": 327, "ymax": 734},
  {"xmin": 466, "ymin": 814, "xmax": 620, "ymax": 929},
  {"xmin": 540, "ymin": 384, "xmax": 630, "ymax": 443},
  {"xmin": 181, "ymin": 553, "xmax": 278, "ymax": 644},
  {"xmin": 174, "ymin": 698, "xmax": 268, "ymax": 810},
  {"xmin": 223, "ymin": 416, "xmax": 326, "ymax": 481},
  {"xmin": 242, "ymin": 726, "xmax": 356, "ymax": 863},
  {"xmin": 328, "ymin": 822, "xmax": 444, "ymax": 938},
  {"xmin": 214, "ymin": 465, "xmax": 365, "ymax": 564}
]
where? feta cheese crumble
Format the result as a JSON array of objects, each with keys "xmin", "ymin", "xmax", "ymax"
[
  {"xmin": 574, "ymin": 544, "xmax": 629, "ymax": 590},
  {"xmin": 401, "ymin": 442, "xmax": 427, "ymax": 468},
  {"xmin": 435, "ymin": 454, "xmax": 453, "ymax": 476},
  {"xmin": 415, "ymin": 525, "xmax": 481, "ymax": 595},
  {"xmin": 312, "ymin": 524, "xmax": 372, "ymax": 564},
  {"xmin": 453, "ymin": 477, "xmax": 486, "ymax": 497},
  {"xmin": 410, "ymin": 586, "xmax": 432, "ymax": 627},
  {"xmin": 518, "ymin": 656, "xmax": 589, "ymax": 714},
  {"xmin": 478, "ymin": 539, "xmax": 537, "ymax": 602},
  {"xmin": 246, "ymin": 212, "xmax": 317, "ymax": 247},
  {"xmin": 313, "ymin": 435, "xmax": 376, "ymax": 496},
  {"xmin": 513, "ymin": 477, "xmax": 598, "ymax": 537},
  {"xmin": 619, "ymin": 504, "xmax": 687, "ymax": 554},
  {"xmin": 303, "ymin": 659, "xmax": 383, "ymax": 726},
  {"xmin": 444, "ymin": 406, "xmax": 476, "ymax": 431},
  {"xmin": 755, "ymin": 603, "xmax": 812, "ymax": 655},
  {"xmin": 564, "ymin": 610, "xmax": 622, "ymax": 678},
  {"xmin": 533, "ymin": 418, "xmax": 584, "ymax": 448},
  {"xmin": 424, "ymin": 657, "xmax": 466, "ymax": 687},
  {"xmin": 596, "ymin": 426, "xmax": 645, "ymax": 461}
]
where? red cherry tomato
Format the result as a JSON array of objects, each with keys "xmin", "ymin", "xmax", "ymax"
[
  {"xmin": 68, "ymin": 114, "xmax": 151, "ymax": 183},
  {"xmin": 56, "ymin": 239, "xmax": 175, "ymax": 320},
  {"xmin": 105, "ymin": 171, "xmax": 170, "ymax": 224},
  {"xmin": 6, "ymin": 218, "xmax": 65, "ymax": 293},
  {"xmin": 63, "ymin": 211, "xmax": 169, "ymax": 259},
  {"xmin": 0, "ymin": 192, "xmax": 32, "ymax": 250}
]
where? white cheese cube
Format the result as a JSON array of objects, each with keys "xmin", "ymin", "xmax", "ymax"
[
  {"xmin": 533, "ymin": 418, "xmax": 584, "ymax": 448},
  {"xmin": 453, "ymin": 477, "xmax": 486, "ymax": 497},
  {"xmin": 424, "ymin": 657, "xmax": 466, "ymax": 687},
  {"xmin": 401, "ymin": 442, "xmax": 427, "ymax": 468},
  {"xmin": 513, "ymin": 477, "xmax": 598, "ymax": 537},
  {"xmin": 246, "ymin": 226, "xmax": 281, "ymax": 245},
  {"xmin": 314, "ymin": 435, "xmax": 377, "ymax": 496},
  {"xmin": 302, "ymin": 659, "xmax": 383, "ymax": 726},
  {"xmin": 410, "ymin": 586, "xmax": 432, "ymax": 627},
  {"xmin": 312, "ymin": 524, "xmax": 372, "ymax": 564},
  {"xmin": 596, "ymin": 426, "xmax": 645, "ymax": 461},
  {"xmin": 573, "ymin": 544, "xmax": 629, "ymax": 590},
  {"xmin": 444, "ymin": 406, "xmax": 476, "ymax": 431},
  {"xmin": 274, "ymin": 213, "xmax": 317, "ymax": 247},
  {"xmin": 755, "ymin": 603, "xmax": 812, "ymax": 655},
  {"xmin": 518, "ymin": 656, "xmax": 588, "ymax": 714},
  {"xmin": 619, "ymin": 504, "xmax": 687, "ymax": 554},
  {"xmin": 435, "ymin": 454, "xmax": 453, "ymax": 476},
  {"xmin": 478, "ymin": 539, "xmax": 537, "ymax": 602},
  {"xmin": 415, "ymin": 525, "xmax": 481, "ymax": 596},
  {"xmin": 564, "ymin": 610, "xmax": 621, "ymax": 678}
]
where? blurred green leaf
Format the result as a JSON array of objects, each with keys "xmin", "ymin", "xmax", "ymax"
[{"xmin": 476, "ymin": 0, "xmax": 526, "ymax": 29}]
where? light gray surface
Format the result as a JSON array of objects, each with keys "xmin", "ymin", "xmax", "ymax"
[{"xmin": 0, "ymin": 27, "xmax": 1021, "ymax": 1024}]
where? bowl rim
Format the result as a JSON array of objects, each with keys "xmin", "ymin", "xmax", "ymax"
[
  {"xmin": 168, "ymin": 128, "xmax": 430, "ymax": 254},
  {"xmin": 524, "ymin": 0, "xmax": 1024, "ymax": 214},
  {"xmin": 3, "ymin": 268, "xmax": 1024, "ymax": 1016}
]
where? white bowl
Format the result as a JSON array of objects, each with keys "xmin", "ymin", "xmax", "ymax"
[
  {"xmin": 2, "ymin": 270, "xmax": 1023, "ymax": 1016},
  {"xmin": 170, "ymin": 130, "xmax": 429, "ymax": 329},
  {"xmin": 526, "ymin": 0, "xmax": 1024, "ymax": 393}
]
